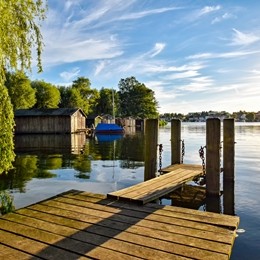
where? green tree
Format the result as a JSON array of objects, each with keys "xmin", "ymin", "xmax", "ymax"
[
  {"xmin": 95, "ymin": 88, "xmax": 119, "ymax": 116},
  {"xmin": 58, "ymin": 86, "xmax": 73, "ymax": 108},
  {"xmin": 71, "ymin": 77, "xmax": 99, "ymax": 114},
  {"xmin": 118, "ymin": 76, "xmax": 158, "ymax": 118},
  {"xmin": 0, "ymin": 0, "xmax": 46, "ymax": 174},
  {"xmin": 5, "ymin": 71, "xmax": 36, "ymax": 110},
  {"xmin": 246, "ymin": 112, "xmax": 255, "ymax": 122},
  {"xmin": 32, "ymin": 80, "xmax": 60, "ymax": 108}
]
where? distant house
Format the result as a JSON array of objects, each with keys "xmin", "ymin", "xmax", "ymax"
[{"xmin": 14, "ymin": 108, "xmax": 86, "ymax": 134}]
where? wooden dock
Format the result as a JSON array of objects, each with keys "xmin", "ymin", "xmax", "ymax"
[
  {"xmin": 108, "ymin": 164, "xmax": 203, "ymax": 204},
  {"xmin": 0, "ymin": 190, "xmax": 239, "ymax": 259}
]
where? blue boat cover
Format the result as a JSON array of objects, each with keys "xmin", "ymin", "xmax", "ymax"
[{"xmin": 95, "ymin": 123, "xmax": 124, "ymax": 133}]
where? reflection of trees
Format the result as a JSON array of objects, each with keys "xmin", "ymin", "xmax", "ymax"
[
  {"xmin": 120, "ymin": 133, "xmax": 145, "ymax": 169},
  {"xmin": 35, "ymin": 170, "xmax": 56, "ymax": 178},
  {"xmin": 120, "ymin": 133, "xmax": 144, "ymax": 161},
  {"xmin": 73, "ymin": 155, "xmax": 91, "ymax": 174},
  {"xmin": 74, "ymin": 172, "xmax": 90, "ymax": 179},
  {"xmin": 37, "ymin": 154, "xmax": 63, "ymax": 170},
  {"xmin": 87, "ymin": 139, "xmax": 117, "ymax": 160},
  {"xmin": 85, "ymin": 133, "xmax": 145, "ymax": 170},
  {"xmin": 0, "ymin": 155, "xmax": 38, "ymax": 192},
  {"xmin": 0, "ymin": 154, "xmax": 62, "ymax": 192}
]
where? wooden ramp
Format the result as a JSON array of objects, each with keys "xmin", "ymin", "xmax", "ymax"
[
  {"xmin": 108, "ymin": 164, "xmax": 203, "ymax": 204},
  {"xmin": 0, "ymin": 190, "xmax": 239, "ymax": 259}
]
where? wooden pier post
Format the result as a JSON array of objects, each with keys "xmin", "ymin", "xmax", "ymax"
[
  {"xmin": 171, "ymin": 119, "xmax": 181, "ymax": 164},
  {"xmin": 223, "ymin": 118, "xmax": 235, "ymax": 215},
  {"xmin": 223, "ymin": 118, "xmax": 235, "ymax": 182},
  {"xmin": 223, "ymin": 181, "xmax": 235, "ymax": 215},
  {"xmin": 144, "ymin": 119, "xmax": 158, "ymax": 181},
  {"xmin": 206, "ymin": 118, "xmax": 221, "ymax": 196}
]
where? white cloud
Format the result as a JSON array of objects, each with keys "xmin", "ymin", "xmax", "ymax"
[
  {"xmin": 187, "ymin": 53, "xmax": 212, "ymax": 59},
  {"xmin": 118, "ymin": 6, "xmax": 181, "ymax": 21},
  {"xmin": 230, "ymin": 29, "xmax": 260, "ymax": 46},
  {"xmin": 187, "ymin": 50, "xmax": 260, "ymax": 60},
  {"xmin": 178, "ymin": 76, "xmax": 214, "ymax": 92},
  {"xmin": 199, "ymin": 5, "xmax": 221, "ymax": 16},
  {"xmin": 141, "ymin": 62, "xmax": 205, "ymax": 74},
  {"xmin": 94, "ymin": 60, "xmax": 109, "ymax": 76},
  {"xmin": 165, "ymin": 70, "xmax": 200, "ymax": 80},
  {"xmin": 60, "ymin": 67, "xmax": 80, "ymax": 81},
  {"xmin": 149, "ymin": 43, "xmax": 166, "ymax": 57},
  {"xmin": 211, "ymin": 12, "xmax": 235, "ymax": 24}
]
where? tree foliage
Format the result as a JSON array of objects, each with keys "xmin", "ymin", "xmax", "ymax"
[
  {"xmin": 31, "ymin": 80, "xmax": 60, "ymax": 108},
  {"xmin": 118, "ymin": 76, "xmax": 158, "ymax": 118},
  {"xmin": 0, "ymin": 0, "xmax": 46, "ymax": 174},
  {"xmin": 5, "ymin": 71, "xmax": 36, "ymax": 110},
  {"xmin": 95, "ymin": 88, "xmax": 118, "ymax": 116},
  {"xmin": 70, "ymin": 77, "xmax": 99, "ymax": 114}
]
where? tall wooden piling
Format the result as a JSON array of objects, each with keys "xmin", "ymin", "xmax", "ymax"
[
  {"xmin": 171, "ymin": 119, "xmax": 181, "ymax": 164},
  {"xmin": 206, "ymin": 118, "xmax": 221, "ymax": 196},
  {"xmin": 223, "ymin": 118, "xmax": 235, "ymax": 215},
  {"xmin": 223, "ymin": 118, "xmax": 235, "ymax": 182},
  {"xmin": 144, "ymin": 119, "xmax": 158, "ymax": 181}
]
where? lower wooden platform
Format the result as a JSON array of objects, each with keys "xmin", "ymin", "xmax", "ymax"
[
  {"xmin": 0, "ymin": 190, "xmax": 239, "ymax": 259},
  {"xmin": 108, "ymin": 164, "xmax": 203, "ymax": 204}
]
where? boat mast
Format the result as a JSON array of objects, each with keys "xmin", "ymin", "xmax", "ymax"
[{"xmin": 112, "ymin": 88, "xmax": 115, "ymax": 122}]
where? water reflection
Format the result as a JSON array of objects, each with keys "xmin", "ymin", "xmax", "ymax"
[
  {"xmin": 0, "ymin": 132, "xmax": 145, "ymax": 193},
  {"xmin": 15, "ymin": 133, "xmax": 86, "ymax": 154}
]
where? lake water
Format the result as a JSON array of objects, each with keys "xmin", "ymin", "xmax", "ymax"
[{"xmin": 1, "ymin": 122, "xmax": 259, "ymax": 259}]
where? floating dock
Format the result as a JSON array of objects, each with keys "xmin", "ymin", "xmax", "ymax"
[
  {"xmin": 108, "ymin": 164, "xmax": 203, "ymax": 204},
  {"xmin": 0, "ymin": 189, "xmax": 239, "ymax": 259}
]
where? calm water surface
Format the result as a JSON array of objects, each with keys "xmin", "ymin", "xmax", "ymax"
[{"xmin": 1, "ymin": 122, "xmax": 259, "ymax": 259}]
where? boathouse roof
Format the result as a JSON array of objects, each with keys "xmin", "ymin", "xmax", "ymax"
[{"xmin": 15, "ymin": 108, "xmax": 86, "ymax": 117}]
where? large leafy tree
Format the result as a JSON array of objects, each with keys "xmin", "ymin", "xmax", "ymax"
[
  {"xmin": 5, "ymin": 71, "xmax": 36, "ymax": 110},
  {"xmin": 95, "ymin": 88, "xmax": 119, "ymax": 116},
  {"xmin": 31, "ymin": 80, "xmax": 60, "ymax": 108},
  {"xmin": 70, "ymin": 77, "xmax": 99, "ymax": 114},
  {"xmin": 0, "ymin": 0, "xmax": 46, "ymax": 173},
  {"xmin": 58, "ymin": 86, "xmax": 72, "ymax": 108},
  {"xmin": 118, "ymin": 76, "xmax": 158, "ymax": 118}
]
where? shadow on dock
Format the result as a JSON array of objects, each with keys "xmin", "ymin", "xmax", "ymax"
[{"xmin": 0, "ymin": 190, "xmax": 239, "ymax": 259}]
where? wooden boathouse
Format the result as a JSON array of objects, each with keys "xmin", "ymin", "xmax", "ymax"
[
  {"xmin": 14, "ymin": 108, "xmax": 86, "ymax": 134},
  {"xmin": 0, "ymin": 118, "xmax": 239, "ymax": 259}
]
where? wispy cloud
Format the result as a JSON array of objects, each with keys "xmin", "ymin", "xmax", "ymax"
[
  {"xmin": 94, "ymin": 60, "xmax": 109, "ymax": 76},
  {"xmin": 211, "ymin": 12, "xmax": 235, "ymax": 24},
  {"xmin": 60, "ymin": 67, "xmax": 80, "ymax": 82},
  {"xmin": 165, "ymin": 70, "xmax": 200, "ymax": 80},
  {"xmin": 118, "ymin": 6, "xmax": 181, "ymax": 20},
  {"xmin": 199, "ymin": 5, "xmax": 221, "ymax": 16},
  {"xmin": 178, "ymin": 76, "xmax": 214, "ymax": 92},
  {"xmin": 149, "ymin": 43, "xmax": 166, "ymax": 57},
  {"xmin": 187, "ymin": 50, "xmax": 260, "ymax": 60},
  {"xmin": 230, "ymin": 28, "xmax": 260, "ymax": 46},
  {"xmin": 185, "ymin": 5, "xmax": 221, "ymax": 23}
]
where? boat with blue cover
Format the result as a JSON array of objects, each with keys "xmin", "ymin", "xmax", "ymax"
[{"xmin": 95, "ymin": 123, "xmax": 124, "ymax": 134}]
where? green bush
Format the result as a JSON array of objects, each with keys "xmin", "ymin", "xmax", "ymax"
[{"xmin": 0, "ymin": 191, "xmax": 15, "ymax": 215}]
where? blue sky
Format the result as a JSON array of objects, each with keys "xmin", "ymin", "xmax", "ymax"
[{"xmin": 31, "ymin": 0, "xmax": 260, "ymax": 114}]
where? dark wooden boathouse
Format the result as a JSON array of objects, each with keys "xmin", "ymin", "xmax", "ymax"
[{"xmin": 14, "ymin": 108, "xmax": 86, "ymax": 134}]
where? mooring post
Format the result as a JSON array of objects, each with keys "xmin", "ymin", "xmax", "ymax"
[
  {"xmin": 223, "ymin": 118, "xmax": 235, "ymax": 182},
  {"xmin": 144, "ymin": 119, "xmax": 159, "ymax": 181},
  {"xmin": 206, "ymin": 118, "xmax": 221, "ymax": 196},
  {"xmin": 171, "ymin": 119, "xmax": 181, "ymax": 164},
  {"xmin": 223, "ymin": 118, "xmax": 235, "ymax": 215}
]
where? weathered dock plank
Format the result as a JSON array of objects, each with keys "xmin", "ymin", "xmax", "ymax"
[
  {"xmin": 108, "ymin": 164, "xmax": 203, "ymax": 204},
  {"xmin": 0, "ymin": 190, "xmax": 239, "ymax": 259}
]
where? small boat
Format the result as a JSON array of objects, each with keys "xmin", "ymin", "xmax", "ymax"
[{"xmin": 95, "ymin": 123, "xmax": 124, "ymax": 134}]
